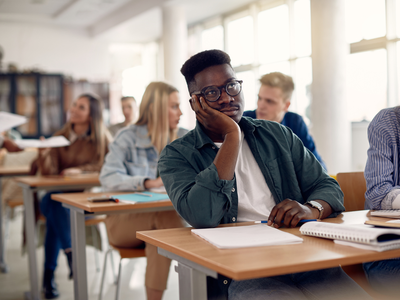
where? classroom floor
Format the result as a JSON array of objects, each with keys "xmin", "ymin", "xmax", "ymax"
[{"xmin": 0, "ymin": 207, "xmax": 180, "ymax": 300}]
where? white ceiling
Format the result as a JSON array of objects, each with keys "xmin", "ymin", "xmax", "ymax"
[{"xmin": 0, "ymin": 0, "xmax": 257, "ymax": 43}]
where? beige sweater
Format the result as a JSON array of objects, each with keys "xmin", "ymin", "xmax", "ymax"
[{"xmin": 38, "ymin": 124, "xmax": 109, "ymax": 176}]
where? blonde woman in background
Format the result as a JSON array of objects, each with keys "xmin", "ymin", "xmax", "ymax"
[
  {"xmin": 38, "ymin": 93, "xmax": 111, "ymax": 299},
  {"xmin": 99, "ymin": 81, "xmax": 188, "ymax": 300}
]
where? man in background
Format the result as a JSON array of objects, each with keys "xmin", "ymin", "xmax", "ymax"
[
  {"xmin": 108, "ymin": 96, "xmax": 138, "ymax": 136},
  {"xmin": 243, "ymin": 72, "xmax": 326, "ymax": 170}
]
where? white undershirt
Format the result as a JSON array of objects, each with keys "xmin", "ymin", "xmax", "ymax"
[{"xmin": 215, "ymin": 132, "xmax": 276, "ymax": 222}]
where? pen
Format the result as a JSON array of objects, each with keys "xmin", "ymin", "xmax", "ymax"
[
  {"xmin": 135, "ymin": 192, "xmax": 152, "ymax": 197},
  {"xmin": 255, "ymin": 219, "xmax": 318, "ymax": 224}
]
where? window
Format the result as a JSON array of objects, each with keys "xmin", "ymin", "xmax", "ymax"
[
  {"xmin": 201, "ymin": 26, "xmax": 224, "ymax": 51},
  {"xmin": 258, "ymin": 5, "xmax": 290, "ymax": 64},
  {"xmin": 294, "ymin": 0, "xmax": 312, "ymax": 57},
  {"xmin": 236, "ymin": 70, "xmax": 256, "ymax": 111},
  {"xmin": 347, "ymin": 49, "xmax": 387, "ymax": 121},
  {"xmin": 345, "ymin": 0, "xmax": 386, "ymax": 43},
  {"xmin": 227, "ymin": 15, "xmax": 254, "ymax": 67}
]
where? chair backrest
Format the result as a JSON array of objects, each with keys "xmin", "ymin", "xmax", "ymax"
[{"xmin": 336, "ymin": 172, "xmax": 367, "ymax": 211}]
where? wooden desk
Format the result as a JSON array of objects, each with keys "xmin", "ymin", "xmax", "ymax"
[
  {"xmin": 137, "ymin": 210, "xmax": 400, "ymax": 300},
  {"xmin": 51, "ymin": 191, "xmax": 174, "ymax": 300},
  {"xmin": 0, "ymin": 166, "xmax": 31, "ymax": 273},
  {"xmin": 14, "ymin": 174, "xmax": 101, "ymax": 300}
]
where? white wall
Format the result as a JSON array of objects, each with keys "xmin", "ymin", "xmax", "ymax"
[
  {"xmin": 0, "ymin": 22, "xmax": 111, "ymax": 81},
  {"xmin": 351, "ymin": 121, "xmax": 370, "ymax": 172}
]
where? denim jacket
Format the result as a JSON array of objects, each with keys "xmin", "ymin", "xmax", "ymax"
[{"xmin": 100, "ymin": 124, "xmax": 188, "ymax": 191}]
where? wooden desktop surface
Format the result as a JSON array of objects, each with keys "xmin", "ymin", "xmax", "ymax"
[
  {"xmin": 14, "ymin": 173, "xmax": 100, "ymax": 187},
  {"xmin": 51, "ymin": 192, "xmax": 173, "ymax": 213},
  {"xmin": 137, "ymin": 210, "xmax": 400, "ymax": 281},
  {"xmin": 0, "ymin": 165, "xmax": 31, "ymax": 176}
]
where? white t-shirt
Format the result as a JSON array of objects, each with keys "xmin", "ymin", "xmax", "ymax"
[{"xmin": 215, "ymin": 132, "xmax": 276, "ymax": 221}]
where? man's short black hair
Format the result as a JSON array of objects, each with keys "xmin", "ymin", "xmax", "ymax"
[{"xmin": 180, "ymin": 49, "xmax": 232, "ymax": 90}]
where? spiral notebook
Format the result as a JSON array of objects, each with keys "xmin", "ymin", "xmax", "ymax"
[{"xmin": 300, "ymin": 222, "xmax": 400, "ymax": 252}]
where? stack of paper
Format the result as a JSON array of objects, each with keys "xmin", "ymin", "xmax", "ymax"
[
  {"xmin": 0, "ymin": 112, "xmax": 27, "ymax": 132},
  {"xmin": 370, "ymin": 209, "xmax": 400, "ymax": 218},
  {"xmin": 191, "ymin": 224, "xmax": 303, "ymax": 249},
  {"xmin": 15, "ymin": 136, "xmax": 70, "ymax": 149}
]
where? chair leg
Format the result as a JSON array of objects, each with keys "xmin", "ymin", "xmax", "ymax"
[
  {"xmin": 110, "ymin": 247, "xmax": 117, "ymax": 284},
  {"xmin": 1, "ymin": 206, "xmax": 12, "ymax": 273},
  {"xmin": 98, "ymin": 248, "xmax": 112, "ymax": 300},
  {"xmin": 115, "ymin": 259, "xmax": 123, "ymax": 300},
  {"xmin": 4, "ymin": 206, "xmax": 11, "ymax": 240},
  {"xmin": 91, "ymin": 225, "xmax": 100, "ymax": 272}
]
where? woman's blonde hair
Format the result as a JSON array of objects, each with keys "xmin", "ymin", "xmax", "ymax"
[{"xmin": 136, "ymin": 81, "xmax": 179, "ymax": 153}]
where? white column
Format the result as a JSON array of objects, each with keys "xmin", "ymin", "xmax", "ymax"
[
  {"xmin": 162, "ymin": 4, "xmax": 195, "ymax": 130},
  {"xmin": 310, "ymin": 0, "xmax": 351, "ymax": 174}
]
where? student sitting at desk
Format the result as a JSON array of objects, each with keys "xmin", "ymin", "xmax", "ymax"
[
  {"xmin": 158, "ymin": 49, "xmax": 371, "ymax": 300},
  {"xmin": 99, "ymin": 81, "xmax": 188, "ymax": 300},
  {"xmin": 364, "ymin": 106, "xmax": 400, "ymax": 296},
  {"xmin": 242, "ymin": 72, "xmax": 326, "ymax": 170},
  {"xmin": 38, "ymin": 93, "xmax": 111, "ymax": 299},
  {"xmin": 108, "ymin": 96, "xmax": 138, "ymax": 137}
]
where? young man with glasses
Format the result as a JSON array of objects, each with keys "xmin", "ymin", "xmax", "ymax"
[{"xmin": 158, "ymin": 49, "xmax": 371, "ymax": 299}]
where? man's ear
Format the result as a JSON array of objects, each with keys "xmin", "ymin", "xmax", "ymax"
[{"xmin": 284, "ymin": 100, "xmax": 291, "ymax": 112}]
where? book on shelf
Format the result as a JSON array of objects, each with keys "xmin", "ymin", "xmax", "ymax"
[
  {"xmin": 370, "ymin": 209, "xmax": 400, "ymax": 218},
  {"xmin": 300, "ymin": 221, "xmax": 400, "ymax": 252},
  {"xmin": 191, "ymin": 224, "xmax": 303, "ymax": 249}
]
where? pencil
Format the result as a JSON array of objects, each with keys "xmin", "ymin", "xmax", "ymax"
[{"xmin": 135, "ymin": 192, "xmax": 152, "ymax": 197}]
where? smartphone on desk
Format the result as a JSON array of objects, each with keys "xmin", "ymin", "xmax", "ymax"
[{"xmin": 87, "ymin": 195, "xmax": 117, "ymax": 203}]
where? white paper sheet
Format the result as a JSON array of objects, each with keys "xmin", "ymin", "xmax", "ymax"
[
  {"xmin": 15, "ymin": 136, "xmax": 70, "ymax": 149},
  {"xmin": 191, "ymin": 224, "xmax": 303, "ymax": 249},
  {"xmin": 0, "ymin": 112, "xmax": 28, "ymax": 132}
]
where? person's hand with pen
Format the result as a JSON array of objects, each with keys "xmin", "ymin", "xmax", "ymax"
[{"xmin": 267, "ymin": 199, "xmax": 332, "ymax": 228}]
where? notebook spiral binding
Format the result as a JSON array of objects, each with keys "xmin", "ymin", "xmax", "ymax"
[{"xmin": 301, "ymin": 230, "xmax": 371, "ymax": 244}]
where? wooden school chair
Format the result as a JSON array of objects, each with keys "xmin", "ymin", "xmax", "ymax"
[
  {"xmin": 335, "ymin": 171, "xmax": 368, "ymax": 288},
  {"xmin": 336, "ymin": 171, "xmax": 367, "ymax": 211},
  {"xmin": 335, "ymin": 171, "xmax": 398, "ymax": 299},
  {"xmin": 98, "ymin": 242, "xmax": 146, "ymax": 300}
]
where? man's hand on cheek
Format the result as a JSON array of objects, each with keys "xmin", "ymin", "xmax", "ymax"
[
  {"xmin": 267, "ymin": 199, "xmax": 316, "ymax": 228},
  {"xmin": 189, "ymin": 94, "xmax": 239, "ymax": 139}
]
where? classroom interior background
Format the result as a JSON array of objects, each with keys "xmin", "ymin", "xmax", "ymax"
[{"xmin": 0, "ymin": 0, "xmax": 397, "ymax": 174}]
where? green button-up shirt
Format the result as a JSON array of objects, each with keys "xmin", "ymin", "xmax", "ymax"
[{"xmin": 159, "ymin": 117, "xmax": 344, "ymax": 229}]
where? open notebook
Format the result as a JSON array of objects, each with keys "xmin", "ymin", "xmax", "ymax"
[
  {"xmin": 300, "ymin": 221, "xmax": 400, "ymax": 252},
  {"xmin": 191, "ymin": 224, "xmax": 303, "ymax": 249},
  {"xmin": 111, "ymin": 192, "xmax": 169, "ymax": 203}
]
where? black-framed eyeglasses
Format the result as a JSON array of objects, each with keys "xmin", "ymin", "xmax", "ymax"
[{"xmin": 192, "ymin": 80, "xmax": 243, "ymax": 102}]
